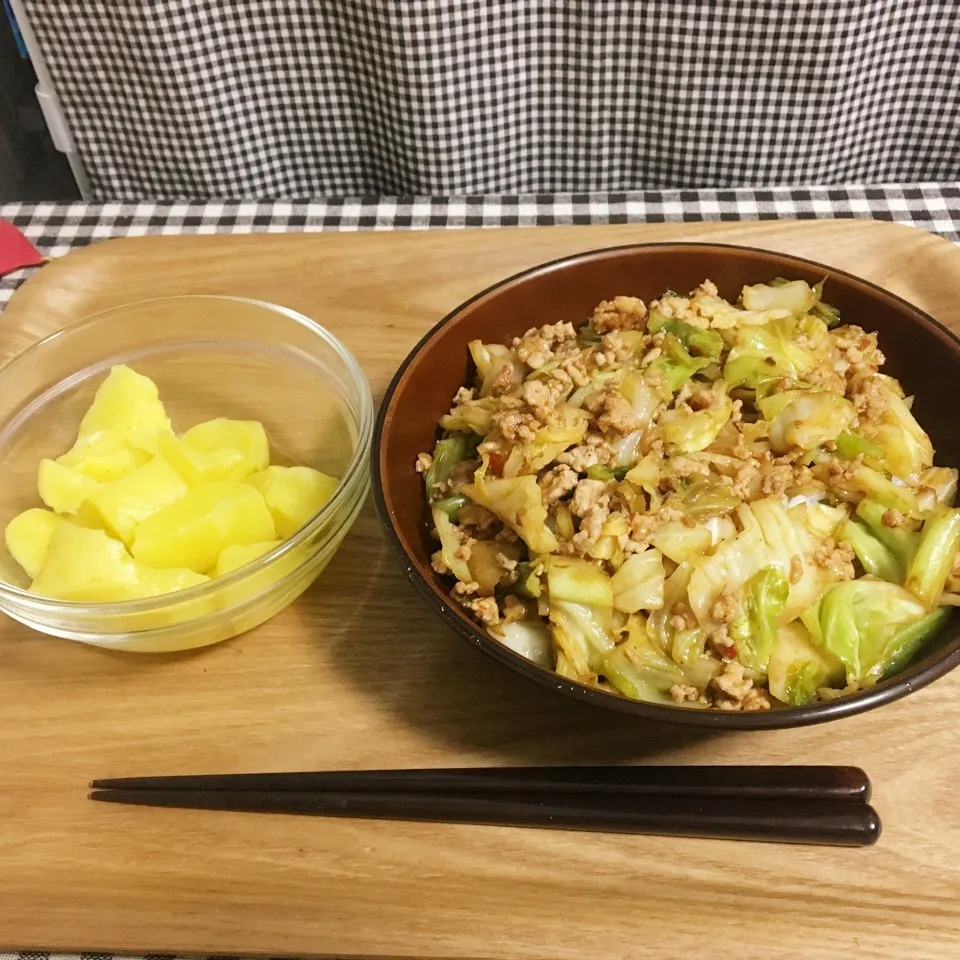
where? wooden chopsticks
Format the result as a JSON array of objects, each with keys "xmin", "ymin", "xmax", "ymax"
[{"xmin": 89, "ymin": 765, "xmax": 880, "ymax": 846}]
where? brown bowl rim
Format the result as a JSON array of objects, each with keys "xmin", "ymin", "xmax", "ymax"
[{"xmin": 372, "ymin": 241, "xmax": 960, "ymax": 730}]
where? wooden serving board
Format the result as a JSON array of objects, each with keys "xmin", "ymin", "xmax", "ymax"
[{"xmin": 1, "ymin": 220, "xmax": 959, "ymax": 960}]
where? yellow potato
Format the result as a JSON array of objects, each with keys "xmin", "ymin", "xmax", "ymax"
[
  {"xmin": 30, "ymin": 523, "xmax": 207, "ymax": 602},
  {"xmin": 131, "ymin": 481, "xmax": 276, "ymax": 573},
  {"xmin": 182, "ymin": 419, "xmax": 269, "ymax": 480},
  {"xmin": 86, "ymin": 455, "xmax": 189, "ymax": 546},
  {"xmin": 56, "ymin": 430, "xmax": 152, "ymax": 483},
  {"xmin": 215, "ymin": 539, "xmax": 283, "ymax": 577},
  {"xmin": 4, "ymin": 508, "xmax": 63, "ymax": 579},
  {"xmin": 158, "ymin": 434, "xmax": 248, "ymax": 485},
  {"xmin": 77, "ymin": 365, "xmax": 172, "ymax": 440},
  {"xmin": 37, "ymin": 459, "xmax": 102, "ymax": 515},
  {"xmin": 247, "ymin": 465, "xmax": 340, "ymax": 538}
]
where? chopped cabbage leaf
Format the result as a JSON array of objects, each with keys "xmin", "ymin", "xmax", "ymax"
[
  {"xmin": 432, "ymin": 506, "xmax": 472, "ymax": 583},
  {"xmin": 646, "ymin": 314, "xmax": 723, "ymax": 359},
  {"xmin": 647, "ymin": 334, "xmax": 711, "ymax": 395},
  {"xmin": 741, "ymin": 279, "xmax": 816, "ymax": 315},
  {"xmin": 729, "ymin": 566, "xmax": 789, "ymax": 674},
  {"xmin": 610, "ymin": 549, "xmax": 665, "ymax": 613},
  {"xmin": 816, "ymin": 578, "xmax": 933, "ymax": 685},
  {"xmin": 838, "ymin": 518, "xmax": 901, "ymax": 582},
  {"xmin": 688, "ymin": 497, "xmax": 847, "ymax": 629},
  {"xmin": 651, "ymin": 521, "xmax": 713, "ymax": 564},
  {"xmin": 424, "ymin": 433, "xmax": 479, "ymax": 499},
  {"xmin": 439, "ymin": 397, "xmax": 499, "ymax": 436},
  {"xmin": 602, "ymin": 616, "xmax": 689, "ymax": 705},
  {"xmin": 660, "ymin": 387, "xmax": 733, "ymax": 454},
  {"xmin": 768, "ymin": 621, "xmax": 845, "ymax": 705},
  {"xmin": 904, "ymin": 507, "xmax": 960, "ymax": 608},
  {"xmin": 767, "ymin": 392, "xmax": 855, "ymax": 454},
  {"xmin": 549, "ymin": 599, "xmax": 617, "ymax": 679},
  {"xmin": 492, "ymin": 620, "xmax": 554, "ymax": 668},
  {"xmin": 546, "ymin": 556, "xmax": 613, "ymax": 607},
  {"xmin": 469, "ymin": 340, "xmax": 525, "ymax": 397},
  {"xmin": 463, "ymin": 475, "xmax": 558, "ymax": 554},
  {"xmin": 872, "ymin": 374, "xmax": 934, "ymax": 480},
  {"xmin": 856, "ymin": 498, "xmax": 920, "ymax": 572}
]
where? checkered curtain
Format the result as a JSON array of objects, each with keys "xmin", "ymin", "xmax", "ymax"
[{"xmin": 20, "ymin": 0, "xmax": 960, "ymax": 200}]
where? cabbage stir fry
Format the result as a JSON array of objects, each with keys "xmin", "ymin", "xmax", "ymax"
[{"xmin": 416, "ymin": 278, "xmax": 960, "ymax": 710}]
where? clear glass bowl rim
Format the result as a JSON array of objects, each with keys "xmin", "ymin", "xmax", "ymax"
[{"xmin": 0, "ymin": 293, "xmax": 374, "ymax": 616}]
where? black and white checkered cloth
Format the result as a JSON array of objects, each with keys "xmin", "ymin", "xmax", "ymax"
[
  {"xmin": 3, "ymin": 185, "xmax": 960, "ymax": 311},
  {"xmin": 16, "ymin": 1, "xmax": 960, "ymax": 199}
]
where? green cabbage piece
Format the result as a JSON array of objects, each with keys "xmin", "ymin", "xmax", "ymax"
[
  {"xmin": 493, "ymin": 621, "xmax": 554, "ymax": 669},
  {"xmin": 835, "ymin": 431, "xmax": 885, "ymax": 467},
  {"xmin": 872, "ymin": 375, "xmax": 934, "ymax": 480},
  {"xmin": 659, "ymin": 388, "xmax": 733, "ymax": 454},
  {"xmin": 432, "ymin": 506, "xmax": 472, "ymax": 583},
  {"xmin": 767, "ymin": 621, "xmax": 845, "ymax": 705},
  {"xmin": 546, "ymin": 556, "xmax": 613, "ymax": 607},
  {"xmin": 723, "ymin": 321, "xmax": 816, "ymax": 390},
  {"xmin": 647, "ymin": 334, "xmax": 711, "ymax": 395},
  {"xmin": 439, "ymin": 398, "xmax": 499, "ymax": 436},
  {"xmin": 856, "ymin": 498, "xmax": 920, "ymax": 572},
  {"xmin": 610, "ymin": 549, "xmax": 666, "ymax": 613},
  {"xmin": 463, "ymin": 475, "xmax": 558, "ymax": 554},
  {"xmin": 837, "ymin": 518, "xmax": 901, "ymax": 582},
  {"xmin": 767, "ymin": 392, "xmax": 855, "ymax": 454},
  {"xmin": 688, "ymin": 497, "xmax": 847, "ymax": 629},
  {"xmin": 602, "ymin": 618, "xmax": 689, "ymax": 705},
  {"xmin": 549, "ymin": 599, "xmax": 617, "ymax": 680},
  {"xmin": 650, "ymin": 521, "xmax": 713, "ymax": 564},
  {"xmin": 468, "ymin": 340, "xmax": 525, "ymax": 397},
  {"xmin": 424, "ymin": 433, "xmax": 479, "ymax": 499},
  {"xmin": 646, "ymin": 314, "xmax": 723, "ymax": 359},
  {"xmin": 729, "ymin": 566, "xmax": 789, "ymax": 673},
  {"xmin": 816, "ymin": 579, "xmax": 936, "ymax": 685},
  {"xmin": 741, "ymin": 279, "xmax": 816, "ymax": 315},
  {"xmin": 905, "ymin": 507, "xmax": 960, "ymax": 608}
]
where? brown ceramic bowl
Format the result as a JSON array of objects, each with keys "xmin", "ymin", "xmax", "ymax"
[{"xmin": 373, "ymin": 243, "xmax": 960, "ymax": 729}]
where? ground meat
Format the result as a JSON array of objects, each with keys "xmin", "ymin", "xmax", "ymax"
[
  {"xmin": 522, "ymin": 377, "xmax": 558, "ymax": 419},
  {"xmin": 539, "ymin": 464, "xmax": 580, "ymax": 504},
  {"xmin": 710, "ymin": 587, "xmax": 742, "ymax": 624},
  {"xmin": 415, "ymin": 452, "xmax": 433, "ymax": 474},
  {"xmin": 495, "ymin": 552, "xmax": 518, "ymax": 573},
  {"xmin": 592, "ymin": 296, "xmax": 648, "ymax": 333},
  {"xmin": 600, "ymin": 331, "xmax": 632, "ymax": 364},
  {"xmin": 494, "ymin": 408, "xmax": 541, "ymax": 443},
  {"xmin": 431, "ymin": 550, "xmax": 449, "ymax": 575},
  {"xmin": 571, "ymin": 500, "xmax": 610, "ymax": 554},
  {"xmin": 812, "ymin": 538, "xmax": 857, "ymax": 581},
  {"xmin": 452, "ymin": 580, "xmax": 479, "ymax": 597},
  {"xmin": 652, "ymin": 294, "xmax": 699, "ymax": 324},
  {"xmin": 515, "ymin": 332, "xmax": 553, "ymax": 369},
  {"xmin": 488, "ymin": 363, "xmax": 517, "ymax": 396},
  {"xmin": 501, "ymin": 594, "xmax": 527, "ymax": 623},
  {"xmin": 806, "ymin": 360, "xmax": 847, "ymax": 394},
  {"xmin": 849, "ymin": 373, "xmax": 888, "ymax": 427},
  {"xmin": 710, "ymin": 660, "xmax": 770, "ymax": 710},
  {"xmin": 466, "ymin": 596, "xmax": 500, "ymax": 625},
  {"xmin": 453, "ymin": 541, "xmax": 473, "ymax": 562},
  {"xmin": 570, "ymin": 478, "xmax": 609, "ymax": 517},
  {"xmin": 882, "ymin": 508, "xmax": 905, "ymax": 528},
  {"xmin": 453, "ymin": 386, "xmax": 475, "ymax": 405},
  {"xmin": 670, "ymin": 684, "xmax": 701, "ymax": 704},
  {"xmin": 557, "ymin": 444, "xmax": 607, "ymax": 471},
  {"xmin": 706, "ymin": 624, "xmax": 737, "ymax": 660}
]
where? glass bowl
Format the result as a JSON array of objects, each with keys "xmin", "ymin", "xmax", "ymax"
[{"xmin": 0, "ymin": 295, "xmax": 373, "ymax": 652}]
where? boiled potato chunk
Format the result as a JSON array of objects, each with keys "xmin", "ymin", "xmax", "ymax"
[
  {"xmin": 247, "ymin": 465, "xmax": 339, "ymax": 538},
  {"xmin": 182, "ymin": 419, "xmax": 269, "ymax": 480},
  {"xmin": 30, "ymin": 524, "xmax": 207, "ymax": 601},
  {"xmin": 215, "ymin": 539, "xmax": 283, "ymax": 576},
  {"xmin": 85, "ymin": 455, "xmax": 189, "ymax": 545},
  {"xmin": 159, "ymin": 434, "xmax": 250, "ymax": 485},
  {"xmin": 37, "ymin": 459, "xmax": 102, "ymax": 514},
  {"xmin": 4, "ymin": 508, "xmax": 63, "ymax": 578},
  {"xmin": 132, "ymin": 481, "xmax": 276, "ymax": 572},
  {"xmin": 77, "ymin": 365, "xmax": 172, "ymax": 440},
  {"xmin": 56, "ymin": 431, "xmax": 152, "ymax": 483}
]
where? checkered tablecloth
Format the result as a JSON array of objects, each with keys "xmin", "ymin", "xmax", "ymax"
[
  {"xmin": 1, "ymin": 183, "xmax": 959, "ymax": 960},
  {"xmin": 3, "ymin": 184, "xmax": 960, "ymax": 314}
]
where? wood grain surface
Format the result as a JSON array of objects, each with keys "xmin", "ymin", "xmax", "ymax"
[{"xmin": 1, "ymin": 220, "xmax": 959, "ymax": 960}]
